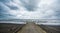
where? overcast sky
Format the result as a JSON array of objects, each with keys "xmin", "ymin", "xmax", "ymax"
[{"xmin": 0, "ymin": 0, "xmax": 60, "ymax": 19}]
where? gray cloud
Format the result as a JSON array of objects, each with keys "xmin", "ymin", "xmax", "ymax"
[
  {"xmin": 0, "ymin": 2, "xmax": 15, "ymax": 19},
  {"xmin": 20, "ymin": 0, "xmax": 40, "ymax": 11},
  {"xmin": 0, "ymin": 0, "xmax": 60, "ymax": 19}
]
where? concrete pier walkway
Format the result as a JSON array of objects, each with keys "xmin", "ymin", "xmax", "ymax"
[{"xmin": 17, "ymin": 22, "xmax": 46, "ymax": 33}]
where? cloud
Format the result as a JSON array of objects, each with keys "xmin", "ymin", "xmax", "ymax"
[
  {"xmin": 20, "ymin": 0, "xmax": 40, "ymax": 11},
  {"xmin": 0, "ymin": 0, "xmax": 60, "ymax": 19},
  {"xmin": 0, "ymin": 2, "xmax": 16, "ymax": 19}
]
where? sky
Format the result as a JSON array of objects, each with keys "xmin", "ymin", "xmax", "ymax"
[{"xmin": 0, "ymin": 0, "xmax": 60, "ymax": 19}]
